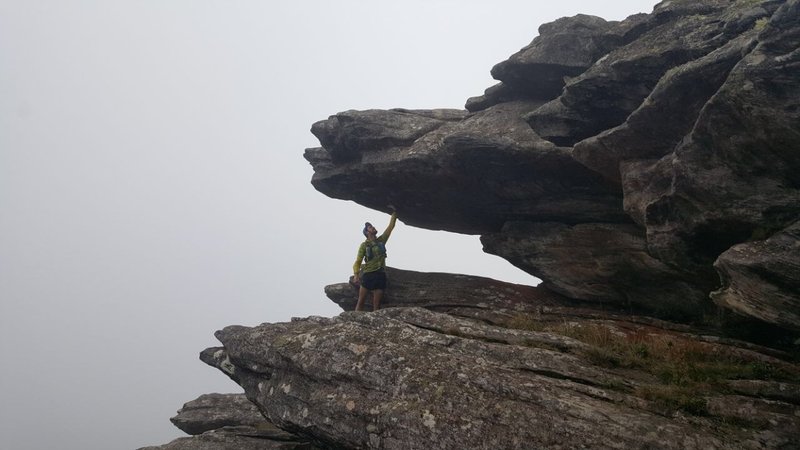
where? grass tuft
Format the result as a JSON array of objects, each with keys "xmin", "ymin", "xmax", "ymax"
[{"xmin": 505, "ymin": 313, "xmax": 799, "ymax": 416}]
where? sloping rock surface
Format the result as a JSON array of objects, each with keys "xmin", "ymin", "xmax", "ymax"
[
  {"xmin": 201, "ymin": 306, "xmax": 800, "ymax": 449},
  {"xmin": 305, "ymin": 0, "xmax": 800, "ymax": 333}
]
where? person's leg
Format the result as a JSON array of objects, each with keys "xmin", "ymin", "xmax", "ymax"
[
  {"xmin": 372, "ymin": 289, "xmax": 383, "ymax": 311},
  {"xmin": 356, "ymin": 286, "xmax": 369, "ymax": 311}
]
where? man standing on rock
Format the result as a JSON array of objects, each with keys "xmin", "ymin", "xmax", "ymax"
[{"xmin": 352, "ymin": 206, "xmax": 397, "ymax": 311}]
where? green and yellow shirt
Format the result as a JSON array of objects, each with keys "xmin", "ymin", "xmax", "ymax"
[{"xmin": 353, "ymin": 212, "xmax": 397, "ymax": 276}]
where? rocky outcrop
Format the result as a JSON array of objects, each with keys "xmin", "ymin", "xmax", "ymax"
[
  {"xmin": 481, "ymin": 222, "xmax": 711, "ymax": 320},
  {"xmin": 169, "ymin": 393, "xmax": 275, "ymax": 436},
  {"xmin": 712, "ymin": 221, "xmax": 800, "ymax": 330},
  {"xmin": 524, "ymin": 0, "xmax": 760, "ymax": 146},
  {"xmin": 139, "ymin": 427, "xmax": 316, "ymax": 450},
  {"xmin": 571, "ymin": 31, "xmax": 758, "ymax": 185},
  {"xmin": 467, "ymin": 13, "xmax": 648, "ymax": 111},
  {"xmin": 199, "ymin": 306, "xmax": 800, "ymax": 449},
  {"xmin": 305, "ymin": 0, "xmax": 800, "ymax": 333},
  {"xmin": 628, "ymin": 0, "xmax": 800, "ymax": 276},
  {"xmin": 306, "ymin": 101, "xmax": 627, "ymax": 235},
  {"xmin": 140, "ymin": 394, "xmax": 316, "ymax": 450},
  {"xmin": 146, "ymin": 1, "xmax": 800, "ymax": 448},
  {"xmin": 324, "ymin": 267, "xmax": 566, "ymax": 315},
  {"xmin": 178, "ymin": 267, "xmax": 799, "ymax": 449}
]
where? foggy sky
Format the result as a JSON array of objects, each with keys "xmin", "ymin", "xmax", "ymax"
[{"xmin": 0, "ymin": 1, "xmax": 655, "ymax": 449}]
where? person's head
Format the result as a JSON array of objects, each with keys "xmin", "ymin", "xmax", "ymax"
[{"xmin": 363, "ymin": 222, "xmax": 377, "ymax": 238}]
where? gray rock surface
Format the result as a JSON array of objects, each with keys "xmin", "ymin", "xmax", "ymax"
[
  {"xmin": 169, "ymin": 393, "xmax": 273, "ymax": 436},
  {"xmin": 141, "ymin": 394, "xmax": 316, "ymax": 450},
  {"xmin": 712, "ymin": 221, "xmax": 800, "ymax": 331},
  {"xmin": 481, "ymin": 222, "xmax": 710, "ymax": 320},
  {"xmin": 524, "ymin": 2, "xmax": 738, "ymax": 146},
  {"xmin": 324, "ymin": 266, "xmax": 562, "ymax": 314},
  {"xmin": 304, "ymin": 0, "xmax": 800, "ymax": 332},
  {"xmin": 148, "ymin": 1, "xmax": 800, "ymax": 448},
  {"xmin": 138, "ymin": 426, "xmax": 317, "ymax": 450},
  {"xmin": 307, "ymin": 101, "xmax": 626, "ymax": 235},
  {"xmin": 468, "ymin": 14, "xmax": 642, "ymax": 111},
  {"xmin": 201, "ymin": 306, "xmax": 800, "ymax": 449},
  {"xmin": 572, "ymin": 31, "xmax": 758, "ymax": 185},
  {"xmin": 633, "ymin": 0, "xmax": 800, "ymax": 275}
]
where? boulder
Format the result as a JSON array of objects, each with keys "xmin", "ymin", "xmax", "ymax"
[{"xmin": 169, "ymin": 393, "xmax": 272, "ymax": 436}]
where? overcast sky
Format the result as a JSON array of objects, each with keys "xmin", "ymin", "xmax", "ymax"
[{"xmin": 0, "ymin": 1, "xmax": 656, "ymax": 449}]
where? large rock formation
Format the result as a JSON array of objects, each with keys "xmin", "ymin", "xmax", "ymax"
[
  {"xmin": 304, "ymin": 0, "xmax": 800, "ymax": 334},
  {"xmin": 145, "ymin": 268, "xmax": 798, "ymax": 449},
  {"xmin": 146, "ymin": 1, "xmax": 800, "ymax": 448},
  {"xmin": 198, "ymin": 302, "xmax": 800, "ymax": 449}
]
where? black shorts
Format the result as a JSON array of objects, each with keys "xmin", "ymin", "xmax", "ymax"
[{"xmin": 361, "ymin": 270, "xmax": 387, "ymax": 290}]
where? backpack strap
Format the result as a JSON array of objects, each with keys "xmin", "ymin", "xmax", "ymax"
[{"xmin": 364, "ymin": 240, "xmax": 386, "ymax": 261}]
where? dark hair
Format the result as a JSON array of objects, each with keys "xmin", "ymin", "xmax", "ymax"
[{"xmin": 363, "ymin": 222, "xmax": 372, "ymax": 236}]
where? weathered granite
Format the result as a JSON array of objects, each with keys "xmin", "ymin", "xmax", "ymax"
[
  {"xmin": 305, "ymin": 0, "xmax": 800, "ymax": 332},
  {"xmin": 201, "ymin": 307, "xmax": 800, "ymax": 449},
  {"xmin": 147, "ymin": 1, "xmax": 800, "ymax": 448},
  {"xmin": 712, "ymin": 221, "xmax": 800, "ymax": 331},
  {"xmin": 481, "ymin": 222, "xmax": 711, "ymax": 320},
  {"xmin": 138, "ymin": 426, "xmax": 317, "ymax": 450},
  {"xmin": 307, "ymin": 101, "xmax": 626, "ymax": 235},
  {"xmin": 169, "ymin": 393, "xmax": 273, "ymax": 436},
  {"xmin": 138, "ymin": 394, "xmax": 316, "ymax": 450}
]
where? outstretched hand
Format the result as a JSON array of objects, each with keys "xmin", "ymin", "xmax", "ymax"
[{"xmin": 387, "ymin": 204, "xmax": 396, "ymax": 213}]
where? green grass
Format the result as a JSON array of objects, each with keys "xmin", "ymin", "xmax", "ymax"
[
  {"xmin": 505, "ymin": 314, "xmax": 799, "ymax": 416},
  {"xmin": 636, "ymin": 385, "xmax": 709, "ymax": 415},
  {"xmin": 735, "ymin": 0, "xmax": 764, "ymax": 7}
]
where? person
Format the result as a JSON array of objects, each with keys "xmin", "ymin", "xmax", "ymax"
[{"xmin": 352, "ymin": 207, "xmax": 397, "ymax": 311}]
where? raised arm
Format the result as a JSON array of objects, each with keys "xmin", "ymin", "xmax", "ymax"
[{"xmin": 380, "ymin": 210, "xmax": 398, "ymax": 241}]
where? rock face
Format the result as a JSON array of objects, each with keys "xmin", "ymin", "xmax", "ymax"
[
  {"xmin": 305, "ymin": 0, "xmax": 800, "ymax": 333},
  {"xmin": 139, "ymin": 427, "xmax": 316, "ymax": 450},
  {"xmin": 200, "ymin": 305, "xmax": 800, "ymax": 449},
  {"xmin": 140, "ymin": 394, "xmax": 317, "ymax": 450},
  {"xmin": 186, "ymin": 269, "xmax": 799, "ymax": 449},
  {"xmin": 146, "ymin": 1, "xmax": 800, "ymax": 449},
  {"xmin": 169, "ymin": 393, "xmax": 275, "ymax": 436},
  {"xmin": 712, "ymin": 221, "xmax": 800, "ymax": 330}
]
